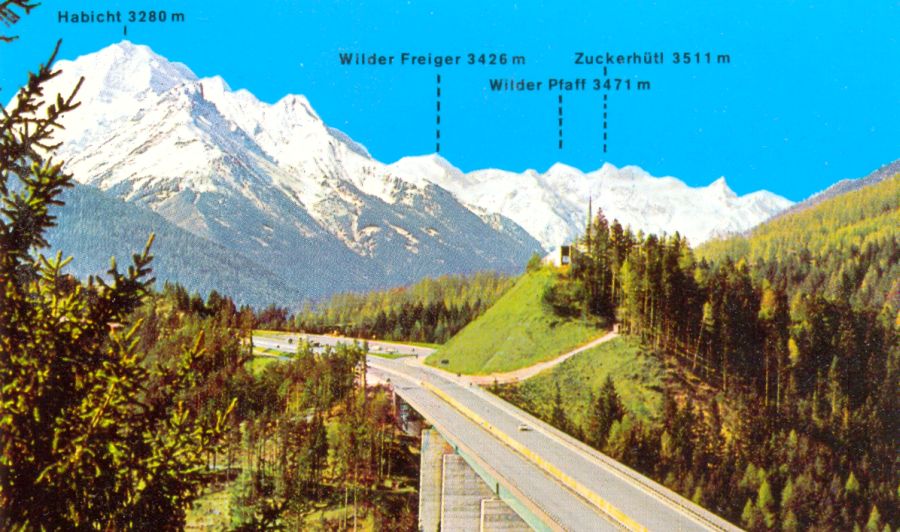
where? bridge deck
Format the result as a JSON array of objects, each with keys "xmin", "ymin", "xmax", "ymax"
[{"xmin": 369, "ymin": 356, "xmax": 740, "ymax": 532}]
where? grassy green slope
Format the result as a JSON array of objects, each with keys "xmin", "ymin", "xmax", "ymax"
[
  {"xmin": 499, "ymin": 336, "xmax": 664, "ymax": 428},
  {"xmin": 425, "ymin": 269, "xmax": 605, "ymax": 374}
]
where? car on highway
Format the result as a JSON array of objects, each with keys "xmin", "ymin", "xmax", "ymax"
[{"xmin": 517, "ymin": 423, "xmax": 532, "ymax": 431}]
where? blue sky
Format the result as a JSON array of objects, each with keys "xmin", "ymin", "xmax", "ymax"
[{"xmin": 2, "ymin": 1, "xmax": 897, "ymax": 200}]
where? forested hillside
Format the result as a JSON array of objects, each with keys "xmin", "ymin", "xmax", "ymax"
[
  {"xmin": 133, "ymin": 287, "xmax": 419, "ymax": 529},
  {"xmin": 699, "ymin": 174, "xmax": 898, "ymax": 310},
  {"xmin": 768, "ymin": 159, "xmax": 898, "ymax": 221},
  {"xmin": 46, "ymin": 183, "xmax": 303, "ymax": 308},
  {"xmin": 506, "ymin": 175, "xmax": 898, "ymax": 530},
  {"xmin": 294, "ymin": 272, "xmax": 513, "ymax": 343}
]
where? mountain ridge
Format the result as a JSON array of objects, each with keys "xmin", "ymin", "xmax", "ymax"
[
  {"xmin": 39, "ymin": 41, "xmax": 542, "ymax": 303},
  {"xmin": 387, "ymin": 155, "xmax": 793, "ymax": 247},
  {"xmin": 770, "ymin": 159, "xmax": 900, "ymax": 220},
  {"xmin": 28, "ymin": 40, "xmax": 798, "ymax": 305}
]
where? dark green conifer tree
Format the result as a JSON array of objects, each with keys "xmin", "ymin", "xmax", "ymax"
[{"xmin": 1, "ymin": 10, "xmax": 231, "ymax": 528}]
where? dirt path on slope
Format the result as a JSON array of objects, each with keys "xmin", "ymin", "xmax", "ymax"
[{"xmin": 413, "ymin": 325, "xmax": 620, "ymax": 385}]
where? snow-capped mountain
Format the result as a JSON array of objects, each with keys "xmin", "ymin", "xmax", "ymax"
[
  {"xmin": 39, "ymin": 41, "xmax": 541, "ymax": 300},
  {"xmin": 32, "ymin": 41, "xmax": 792, "ymax": 303},
  {"xmin": 387, "ymin": 156, "xmax": 794, "ymax": 248}
]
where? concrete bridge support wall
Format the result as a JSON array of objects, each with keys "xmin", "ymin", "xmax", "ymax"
[
  {"xmin": 419, "ymin": 429, "xmax": 453, "ymax": 532},
  {"xmin": 419, "ymin": 428, "xmax": 529, "ymax": 532}
]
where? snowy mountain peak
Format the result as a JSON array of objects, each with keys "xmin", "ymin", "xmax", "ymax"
[
  {"xmin": 388, "ymin": 161, "xmax": 793, "ymax": 248},
  {"xmin": 274, "ymin": 93, "xmax": 320, "ymax": 122},
  {"xmin": 707, "ymin": 176, "xmax": 737, "ymax": 198},
  {"xmin": 64, "ymin": 40, "xmax": 197, "ymax": 98},
  {"xmin": 200, "ymin": 75, "xmax": 231, "ymax": 94},
  {"xmin": 613, "ymin": 165, "xmax": 652, "ymax": 180},
  {"xmin": 386, "ymin": 154, "xmax": 467, "ymax": 189},
  {"xmin": 106, "ymin": 40, "xmax": 160, "ymax": 60},
  {"xmin": 422, "ymin": 153, "xmax": 455, "ymax": 168},
  {"xmin": 37, "ymin": 40, "xmax": 792, "ymax": 300},
  {"xmin": 421, "ymin": 154, "xmax": 469, "ymax": 179},
  {"xmin": 38, "ymin": 42, "xmax": 542, "ymax": 299},
  {"xmin": 598, "ymin": 161, "xmax": 619, "ymax": 172},
  {"xmin": 546, "ymin": 162, "xmax": 584, "ymax": 176}
]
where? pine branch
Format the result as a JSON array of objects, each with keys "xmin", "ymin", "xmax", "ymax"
[
  {"xmin": 0, "ymin": 40, "xmax": 83, "ymax": 266},
  {"xmin": 0, "ymin": 0, "xmax": 39, "ymax": 42}
]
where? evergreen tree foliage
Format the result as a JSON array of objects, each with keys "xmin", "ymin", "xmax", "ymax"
[
  {"xmin": 0, "ymin": 33, "xmax": 231, "ymax": 528},
  {"xmin": 221, "ymin": 340, "xmax": 409, "ymax": 528},
  {"xmin": 586, "ymin": 375, "xmax": 624, "ymax": 449},
  {"xmin": 294, "ymin": 271, "xmax": 513, "ymax": 343},
  {"xmin": 508, "ymin": 188, "xmax": 898, "ymax": 530},
  {"xmin": 867, "ymin": 505, "xmax": 883, "ymax": 532},
  {"xmin": 550, "ymin": 382, "xmax": 571, "ymax": 435}
]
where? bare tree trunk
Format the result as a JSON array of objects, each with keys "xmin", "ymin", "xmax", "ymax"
[
  {"xmin": 723, "ymin": 362, "xmax": 728, "ymax": 395},
  {"xmin": 693, "ymin": 329, "xmax": 702, "ymax": 371},
  {"xmin": 352, "ymin": 465, "xmax": 358, "ymax": 531},
  {"xmin": 776, "ymin": 359, "xmax": 782, "ymax": 411},
  {"xmin": 343, "ymin": 484, "xmax": 349, "ymax": 529},
  {"xmin": 386, "ymin": 428, "xmax": 393, "ymax": 480}
]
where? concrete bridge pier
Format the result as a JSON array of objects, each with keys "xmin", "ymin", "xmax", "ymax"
[{"xmin": 419, "ymin": 428, "xmax": 530, "ymax": 532}]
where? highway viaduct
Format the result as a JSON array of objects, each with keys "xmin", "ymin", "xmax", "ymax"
[{"xmin": 253, "ymin": 333, "xmax": 741, "ymax": 532}]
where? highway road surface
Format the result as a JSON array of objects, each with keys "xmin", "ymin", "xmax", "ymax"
[
  {"xmin": 252, "ymin": 332, "xmax": 432, "ymax": 358},
  {"xmin": 252, "ymin": 333, "xmax": 740, "ymax": 531}
]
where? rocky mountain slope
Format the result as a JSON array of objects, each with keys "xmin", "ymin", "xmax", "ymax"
[
  {"xmin": 40, "ymin": 42, "xmax": 541, "ymax": 302},
  {"xmin": 32, "ymin": 41, "xmax": 795, "ymax": 305}
]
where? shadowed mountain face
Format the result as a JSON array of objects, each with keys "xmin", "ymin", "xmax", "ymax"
[{"xmin": 46, "ymin": 183, "xmax": 301, "ymax": 308}]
